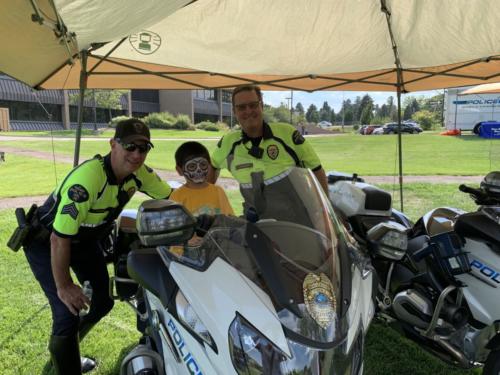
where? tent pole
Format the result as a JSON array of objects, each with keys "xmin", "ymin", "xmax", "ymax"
[
  {"xmin": 73, "ymin": 51, "xmax": 88, "ymax": 167},
  {"xmin": 381, "ymin": 0, "xmax": 405, "ymax": 212},
  {"xmin": 396, "ymin": 82, "xmax": 404, "ymax": 212}
]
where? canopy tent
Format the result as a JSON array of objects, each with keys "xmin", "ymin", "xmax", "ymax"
[
  {"xmin": 1, "ymin": 0, "xmax": 500, "ymax": 210},
  {"xmin": 2, "ymin": 0, "xmax": 500, "ymax": 91},
  {"xmin": 461, "ymin": 82, "xmax": 500, "ymax": 95}
]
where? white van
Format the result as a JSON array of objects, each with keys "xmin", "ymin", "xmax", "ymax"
[{"xmin": 444, "ymin": 87, "xmax": 500, "ymax": 132}]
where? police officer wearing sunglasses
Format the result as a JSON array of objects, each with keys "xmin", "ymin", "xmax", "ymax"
[
  {"xmin": 210, "ymin": 85, "xmax": 328, "ymax": 193},
  {"xmin": 23, "ymin": 118, "xmax": 172, "ymax": 374}
]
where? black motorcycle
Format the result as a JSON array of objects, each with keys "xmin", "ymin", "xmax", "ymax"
[{"xmin": 328, "ymin": 171, "xmax": 500, "ymax": 374}]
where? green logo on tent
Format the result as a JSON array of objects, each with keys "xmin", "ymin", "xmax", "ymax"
[{"xmin": 129, "ymin": 31, "xmax": 161, "ymax": 55}]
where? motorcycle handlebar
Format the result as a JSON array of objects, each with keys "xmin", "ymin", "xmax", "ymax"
[
  {"xmin": 458, "ymin": 184, "xmax": 480, "ymax": 195},
  {"xmin": 459, "ymin": 184, "xmax": 490, "ymax": 204}
]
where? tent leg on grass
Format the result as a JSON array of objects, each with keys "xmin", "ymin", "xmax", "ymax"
[{"xmin": 73, "ymin": 51, "xmax": 88, "ymax": 167}]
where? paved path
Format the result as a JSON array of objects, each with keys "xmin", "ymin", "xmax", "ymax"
[{"xmin": 0, "ymin": 145, "xmax": 483, "ymax": 210}]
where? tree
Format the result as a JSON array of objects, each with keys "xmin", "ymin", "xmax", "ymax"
[
  {"xmin": 358, "ymin": 94, "xmax": 374, "ymax": 123},
  {"xmin": 319, "ymin": 101, "xmax": 332, "ymax": 122},
  {"xmin": 418, "ymin": 93, "xmax": 444, "ymax": 127},
  {"xmin": 69, "ymin": 89, "xmax": 129, "ymax": 126},
  {"xmin": 337, "ymin": 99, "xmax": 354, "ymax": 124},
  {"xmin": 305, "ymin": 104, "xmax": 319, "ymax": 123},
  {"xmin": 386, "ymin": 96, "xmax": 398, "ymax": 121},
  {"xmin": 412, "ymin": 110, "xmax": 439, "ymax": 130},
  {"xmin": 274, "ymin": 103, "xmax": 291, "ymax": 123},
  {"xmin": 353, "ymin": 96, "xmax": 362, "ymax": 122},
  {"xmin": 263, "ymin": 104, "xmax": 277, "ymax": 123},
  {"xmin": 403, "ymin": 97, "xmax": 420, "ymax": 120},
  {"xmin": 295, "ymin": 102, "xmax": 305, "ymax": 116},
  {"xmin": 360, "ymin": 102, "xmax": 374, "ymax": 124},
  {"xmin": 329, "ymin": 107, "xmax": 336, "ymax": 124}
]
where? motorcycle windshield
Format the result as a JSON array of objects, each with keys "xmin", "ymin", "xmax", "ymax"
[{"xmin": 197, "ymin": 168, "xmax": 350, "ymax": 346}]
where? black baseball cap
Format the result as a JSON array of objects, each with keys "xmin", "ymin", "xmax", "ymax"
[{"xmin": 114, "ymin": 118, "xmax": 153, "ymax": 146}]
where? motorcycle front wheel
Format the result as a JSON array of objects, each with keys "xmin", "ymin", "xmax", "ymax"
[{"xmin": 484, "ymin": 349, "xmax": 500, "ymax": 375}]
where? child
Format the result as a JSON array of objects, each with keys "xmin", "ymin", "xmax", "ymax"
[{"xmin": 171, "ymin": 141, "xmax": 234, "ymax": 216}]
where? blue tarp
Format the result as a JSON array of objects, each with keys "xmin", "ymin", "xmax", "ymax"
[{"xmin": 479, "ymin": 121, "xmax": 500, "ymax": 139}]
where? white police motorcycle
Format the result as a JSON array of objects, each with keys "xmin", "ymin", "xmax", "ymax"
[
  {"xmin": 328, "ymin": 171, "xmax": 500, "ymax": 374},
  {"xmin": 110, "ymin": 167, "xmax": 375, "ymax": 375}
]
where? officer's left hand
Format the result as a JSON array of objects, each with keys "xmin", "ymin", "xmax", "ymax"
[{"xmin": 57, "ymin": 283, "xmax": 90, "ymax": 315}]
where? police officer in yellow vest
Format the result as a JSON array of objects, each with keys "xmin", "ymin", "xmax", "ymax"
[
  {"xmin": 23, "ymin": 118, "xmax": 172, "ymax": 374},
  {"xmin": 210, "ymin": 85, "xmax": 328, "ymax": 193}
]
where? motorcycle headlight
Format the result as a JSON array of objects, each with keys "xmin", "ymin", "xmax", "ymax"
[
  {"xmin": 136, "ymin": 200, "xmax": 196, "ymax": 246},
  {"xmin": 175, "ymin": 290, "xmax": 215, "ymax": 349},
  {"xmin": 366, "ymin": 221, "xmax": 408, "ymax": 260},
  {"xmin": 229, "ymin": 315, "xmax": 287, "ymax": 374}
]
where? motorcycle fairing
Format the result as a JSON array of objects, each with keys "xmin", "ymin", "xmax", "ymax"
[
  {"xmin": 127, "ymin": 247, "xmax": 177, "ymax": 307},
  {"xmin": 455, "ymin": 210, "xmax": 500, "ymax": 253}
]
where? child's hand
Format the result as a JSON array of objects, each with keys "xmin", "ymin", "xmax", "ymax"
[{"xmin": 187, "ymin": 235, "xmax": 203, "ymax": 247}]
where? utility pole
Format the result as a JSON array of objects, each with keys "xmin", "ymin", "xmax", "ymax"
[
  {"xmin": 285, "ymin": 94, "xmax": 293, "ymax": 125},
  {"xmin": 341, "ymin": 92, "xmax": 345, "ymax": 132},
  {"xmin": 92, "ymin": 89, "xmax": 97, "ymax": 132}
]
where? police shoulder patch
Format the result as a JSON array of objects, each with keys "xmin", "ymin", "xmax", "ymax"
[
  {"xmin": 67, "ymin": 184, "xmax": 89, "ymax": 202},
  {"xmin": 292, "ymin": 130, "xmax": 305, "ymax": 145},
  {"xmin": 267, "ymin": 144, "xmax": 279, "ymax": 160},
  {"xmin": 61, "ymin": 202, "xmax": 79, "ymax": 220}
]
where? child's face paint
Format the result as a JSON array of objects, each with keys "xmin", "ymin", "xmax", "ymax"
[{"xmin": 183, "ymin": 157, "xmax": 209, "ymax": 184}]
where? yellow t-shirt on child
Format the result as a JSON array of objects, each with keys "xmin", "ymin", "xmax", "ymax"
[{"xmin": 170, "ymin": 183, "xmax": 234, "ymax": 216}]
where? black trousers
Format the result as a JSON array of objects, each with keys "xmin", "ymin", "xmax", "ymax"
[{"xmin": 24, "ymin": 238, "xmax": 114, "ymax": 336}]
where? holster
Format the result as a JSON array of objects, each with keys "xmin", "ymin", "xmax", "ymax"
[{"xmin": 7, "ymin": 204, "xmax": 50, "ymax": 251}]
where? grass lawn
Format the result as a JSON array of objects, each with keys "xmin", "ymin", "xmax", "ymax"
[
  {"xmin": 1, "ymin": 133, "xmax": 499, "ymax": 182},
  {"xmin": 0, "ymin": 155, "xmax": 72, "ymax": 197},
  {"xmin": 0, "ymin": 131, "xmax": 492, "ymax": 374},
  {"xmin": 0, "ymin": 182, "xmax": 483, "ymax": 374}
]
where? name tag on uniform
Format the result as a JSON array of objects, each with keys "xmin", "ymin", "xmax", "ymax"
[{"xmin": 235, "ymin": 163, "xmax": 253, "ymax": 170}]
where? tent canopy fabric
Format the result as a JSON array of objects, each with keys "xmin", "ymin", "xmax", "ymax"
[
  {"xmin": 461, "ymin": 82, "xmax": 500, "ymax": 95},
  {"xmin": 1, "ymin": 0, "xmax": 500, "ymax": 92}
]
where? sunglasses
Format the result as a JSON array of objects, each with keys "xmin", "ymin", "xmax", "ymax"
[
  {"xmin": 234, "ymin": 100, "xmax": 261, "ymax": 112},
  {"xmin": 119, "ymin": 141, "xmax": 152, "ymax": 154}
]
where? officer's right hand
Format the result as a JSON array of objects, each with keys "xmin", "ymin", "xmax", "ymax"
[{"xmin": 57, "ymin": 283, "xmax": 91, "ymax": 315}]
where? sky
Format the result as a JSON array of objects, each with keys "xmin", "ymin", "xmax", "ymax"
[{"xmin": 262, "ymin": 89, "xmax": 444, "ymax": 112}]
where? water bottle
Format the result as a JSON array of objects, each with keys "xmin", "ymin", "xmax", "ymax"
[{"xmin": 79, "ymin": 280, "xmax": 93, "ymax": 317}]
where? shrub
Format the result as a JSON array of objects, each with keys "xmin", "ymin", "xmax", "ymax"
[
  {"xmin": 108, "ymin": 115, "xmax": 131, "ymax": 128},
  {"xmin": 173, "ymin": 114, "xmax": 192, "ymax": 130},
  {"xmin": 204, "ymin": 124, "xmax": 220, "ymax": 131},
  {"xmin": 412, "ymin": 110, "xmax": 439, "ymax": 130},
  {"xmin": 143, "ymin": 112, "xmax": 176, "ymax": 129},
  {"xmin": 196, "ymin": 121, "xmax": 215, "ymax": 130},
  {"xmin": 353, "ymin": 124, "xmax": 359, "ymax": 131},
  {"xmin": 215, "ymin": 121, "xmax": 229, "ymax": 131}
]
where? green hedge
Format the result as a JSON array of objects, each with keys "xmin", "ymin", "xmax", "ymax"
[
  {"xmin": 108, "ymin": 115, "xmax": 131, "ymax": 128},
  {"xmin": 109, "ymin": 112, "xmax": 195, "ymax": 130}
]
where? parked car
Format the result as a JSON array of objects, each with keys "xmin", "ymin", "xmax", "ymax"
[
  {"xmin": 381, "ymin": 122, "xmax": 422, "ymax": 134},
  {"xmin": 359, "ymin": 124, "xmax": 381, "ymax": 135},
  {"xmin": 372, "ymin": 127, "xmax": 384, "ymax": 135},
  {"xmin": 317, "ymin": 120, "xmax": 333, "ymax": 129},
  {"xmin": 364, "ymin": 125, "xmax": 382, "ymax": 135}
]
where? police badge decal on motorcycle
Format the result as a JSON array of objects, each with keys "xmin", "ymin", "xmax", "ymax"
[{"xmin": 303, "ymin": 273, "xmax": 336, "ymax": 329}]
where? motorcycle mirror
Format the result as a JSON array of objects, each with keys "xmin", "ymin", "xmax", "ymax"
[
  {"xmin": 366, "ymin": 221, "xmax": 408, "ymax": 260},
  {"xmin": 136, "ymin": 200, "xmax": 196, "ymax": 246}
]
